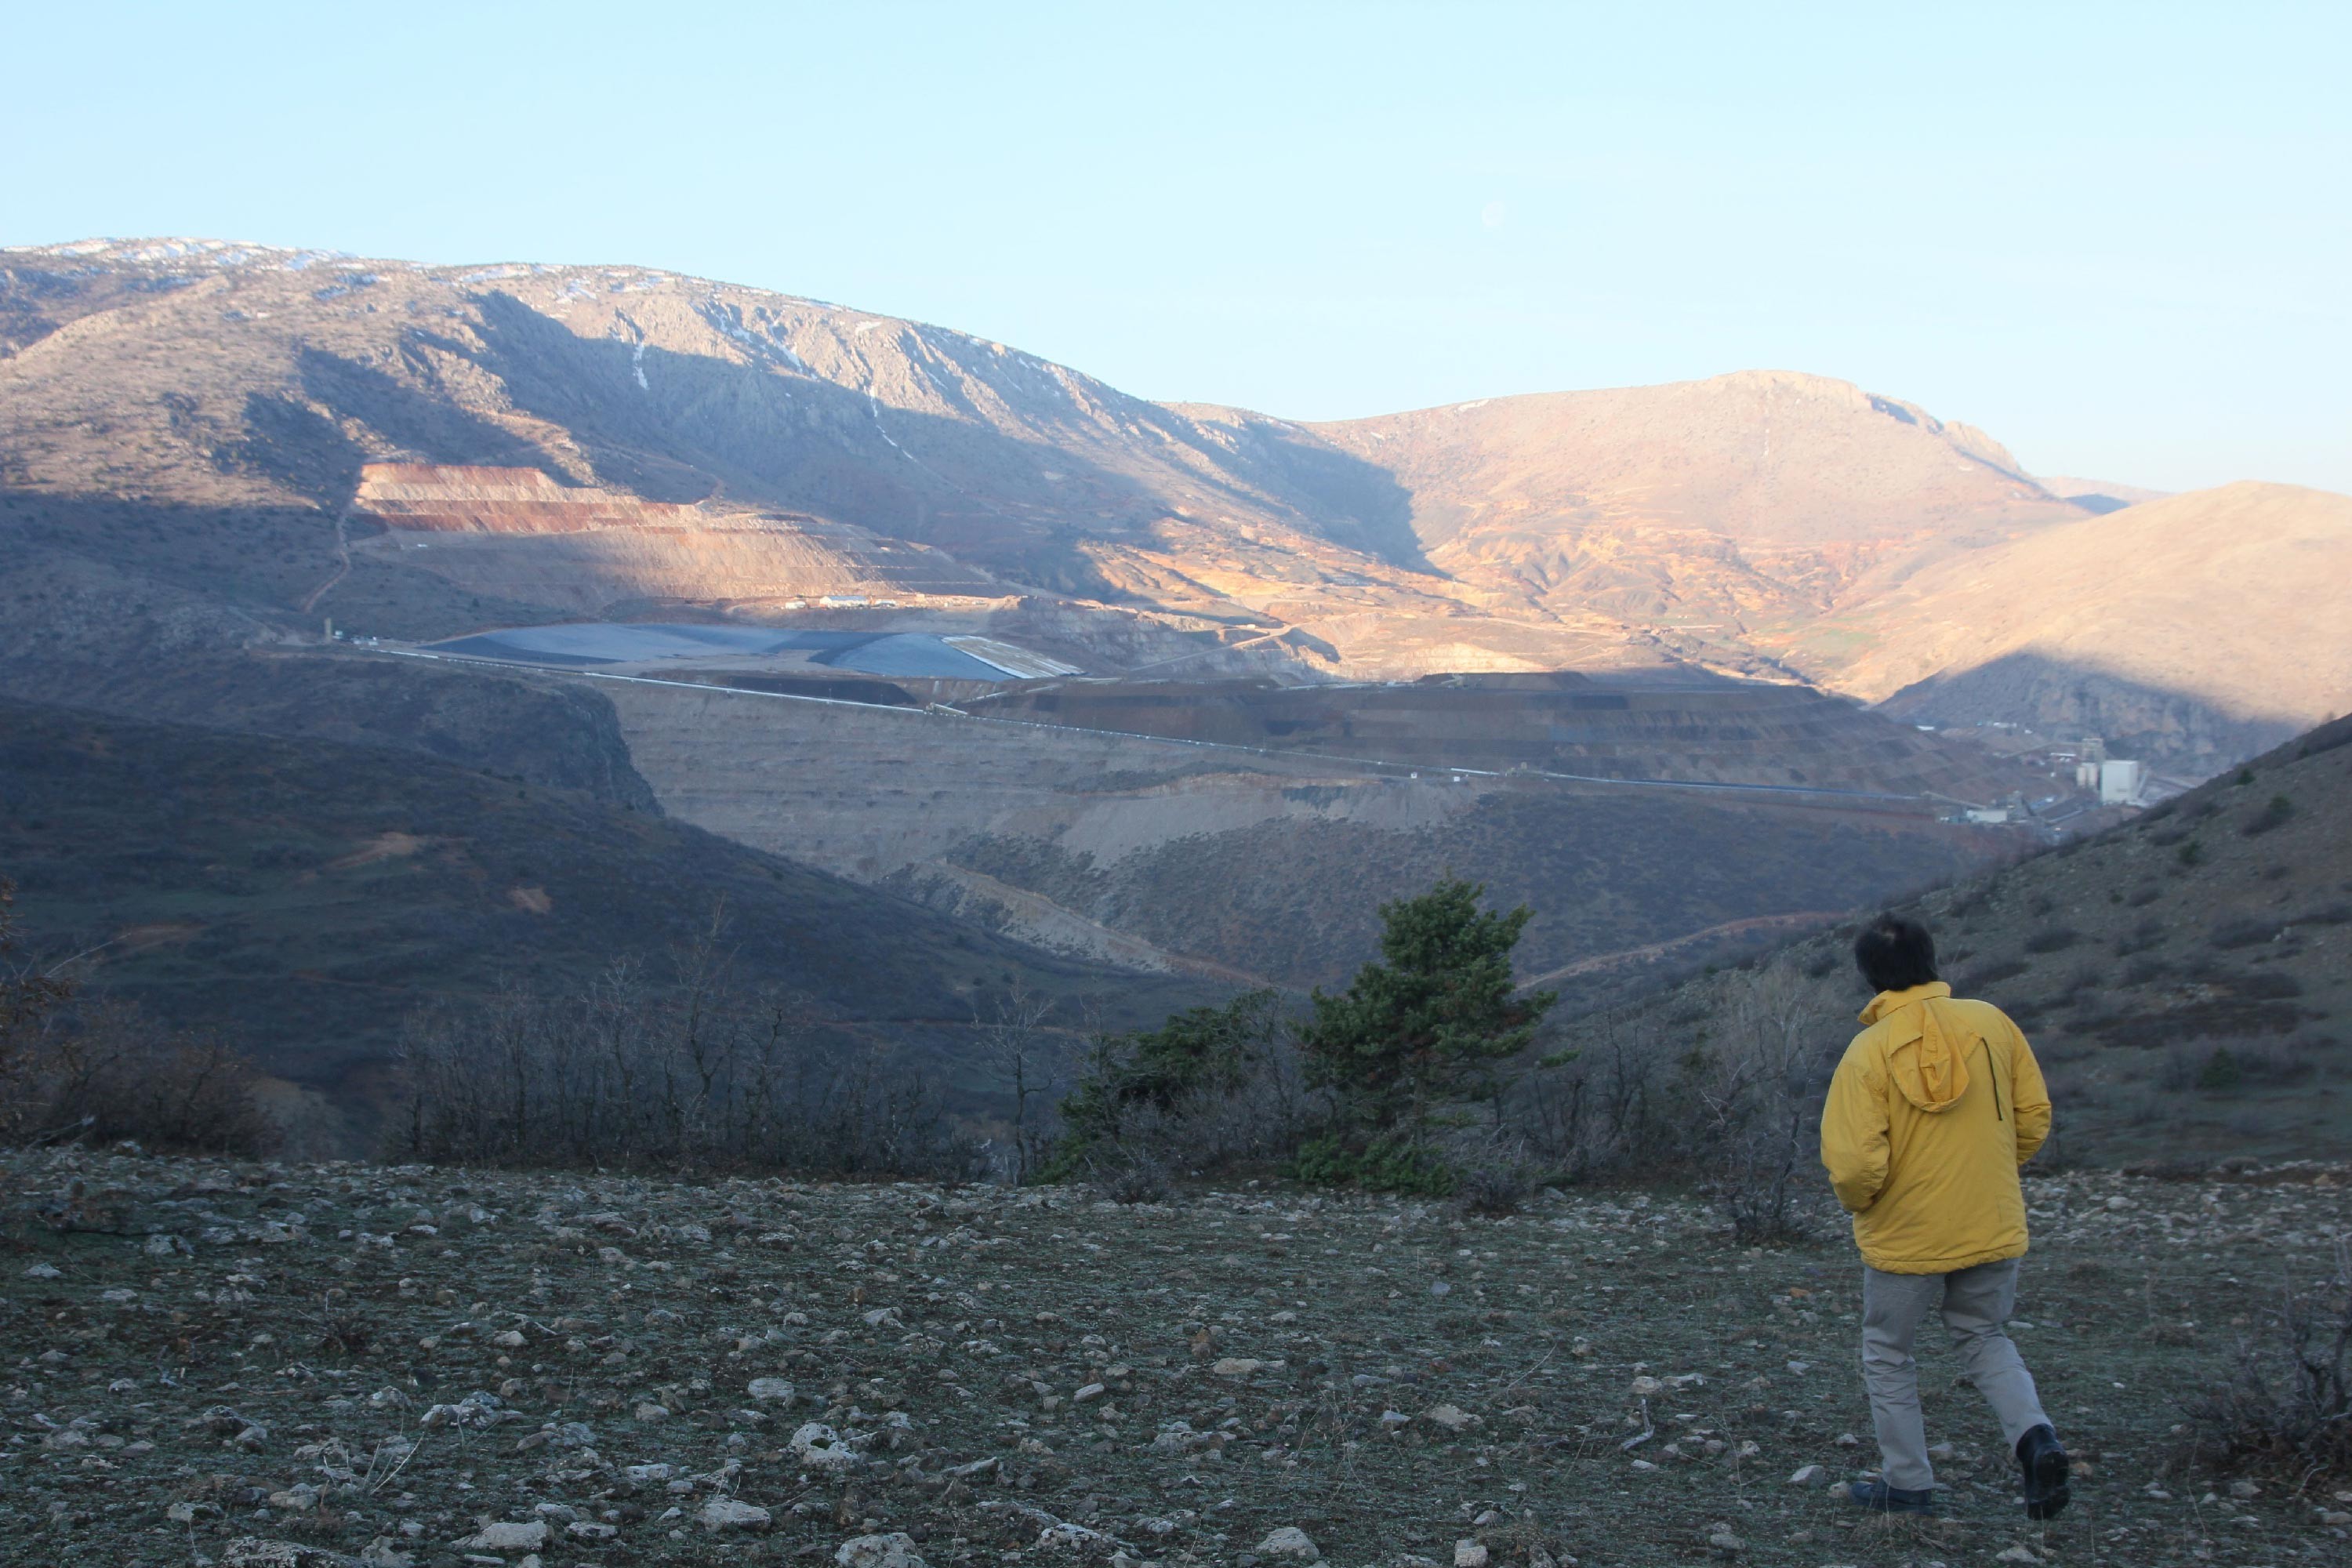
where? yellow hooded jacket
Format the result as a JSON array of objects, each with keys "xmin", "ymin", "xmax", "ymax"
[{"xmin": 1820, "ymin": 982, "xmax": 2053, "ymax": 1274}]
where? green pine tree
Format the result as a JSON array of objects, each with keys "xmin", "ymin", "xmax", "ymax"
[{"xmin": 1298, "ymin": 879, "xmax": 1555, "ymax": 1156}]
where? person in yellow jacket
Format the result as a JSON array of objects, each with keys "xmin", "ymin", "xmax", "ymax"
[{"xmin": 1820, "ymin": 915, "xmax": 2069, "ymax": 1520}]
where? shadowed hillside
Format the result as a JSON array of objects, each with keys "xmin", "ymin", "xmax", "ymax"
[{"xmin": 0, "ymin": 697, "xmax": 1210, "ymax": 1123}]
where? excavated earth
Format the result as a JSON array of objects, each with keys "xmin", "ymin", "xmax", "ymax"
[{"xmin": 5, "ymin": 1150, "xmax": 2350, "ymax": 1568}]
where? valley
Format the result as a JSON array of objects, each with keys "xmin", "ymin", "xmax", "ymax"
[{"xmin": 2, "ymin": 237, "xmax": 2346, "ymax": 1135}]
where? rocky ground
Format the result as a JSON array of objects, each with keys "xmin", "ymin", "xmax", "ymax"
[{"xmin": 4, "ymin": 1152, "xmax": 2349, "ymax": 1568}]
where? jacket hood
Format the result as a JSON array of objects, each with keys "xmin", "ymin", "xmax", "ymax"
[{"xmin": 1860, "ymin": 983, "xmax": 1970, "ymax": 1113}]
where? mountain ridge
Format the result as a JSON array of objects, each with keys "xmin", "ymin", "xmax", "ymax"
[{"xmin": 5, "ymin": 237, "xmax": 2344, "ymax": 772}]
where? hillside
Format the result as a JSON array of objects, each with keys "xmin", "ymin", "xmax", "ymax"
[
  {"xmin": 1560, "ymin": 714, "xmax": 2352, "ymax": 1163},
  {"xmin": 1798, "ymin": 481, "xmax": 2352, "ymax": 770},
  {"xmin": 0, "ymin": 698, "xmax": 1210, "ymax": 1128},
  {"xmin": 1302, "ymin": 370, "xmax": 2084, "ymax": 622}
]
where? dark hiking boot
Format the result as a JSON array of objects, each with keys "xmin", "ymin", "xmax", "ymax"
[
  {"xmin": 1846, "ymin": 1478, "xmax": 1936, "ymax": 1515},
  {"xmin": 2017, "ymin": 1424, "xmax": 2071, "ymax": 1519}
]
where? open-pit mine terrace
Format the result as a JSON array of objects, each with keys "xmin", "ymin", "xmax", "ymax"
[{"xmin": 370, "ymin": 643, "xmax": 2044, "ymax": 982}]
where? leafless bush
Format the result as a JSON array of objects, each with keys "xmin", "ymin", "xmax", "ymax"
[
  {"xmin": 2184, "ymin": 1237, "xmax": 2352, "ymax": 1481},
  {"xmin": 1456, "ymin": 1160, "xmax": 1535, "ymax": 1218},
  {"xmin": 1088, "ymin": 1152, "xmax": 1174, "ymax": 1206},
  {"xmin": 1510, "ymin": 967, "xmax": 1841, "ymax": 1243},
  {"xmin": 385, "ymin": 950, "xmax": 985, "ymax": 1181},
  {"xmin": 2024, "ymin": 925, "xmax": 2082, "ymax": 954},
  {"xmin": 8, "ymin": 999, "xmax": 277, "ymax": 1156},
  {"xmin": 2158, "ymin": 1036, "xmax": 2321, "ymax": 1094}
]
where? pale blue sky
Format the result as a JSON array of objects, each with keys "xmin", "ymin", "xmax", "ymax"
[{"xmin": 6, "ymin": 2, "xmax": 2347, "ymax": 492}]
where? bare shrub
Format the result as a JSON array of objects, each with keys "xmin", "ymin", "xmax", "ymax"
[
  {"xmin": 1455, "ymin": 1160, "xmax": 1535, "ymax": 1218},
  {"xmin": 1517, "ymin": 967, "xmax": 1839, "ymax": 1241},
  {"xmin": 386, "ymin": 950, "xmax": 985, "ymax": 1181},
  {"xmin": 2158, "ymin": 1037, "xmax": 2319, "ymax": 1094},
  {"xmin": 2241, "ymin": 794, "xmax": 2296, "ymax": 837},
  {"xmin": 2184, "ymin": 1238, "xmax": 2352, "ymax": 1481},
  {"xmin": 2212, "ymin": 916, "xmax": 2290, "ymax": 951},
  {"xmin": 9, "ymin": 998, "xmax": 277, "ymax": 1156},
  {"xmin": 1088, "ymin": 1152, "xmax": 1173, "ymax": 1206}
]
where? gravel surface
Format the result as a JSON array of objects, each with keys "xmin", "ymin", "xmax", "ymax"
[{"xmin": 5, "ymin": 1151, "xmax": 2349, "ymax": 1567}]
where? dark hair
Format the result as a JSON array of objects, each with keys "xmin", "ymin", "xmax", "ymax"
[{"xmin": 1853, "ymin": 916, "xmax": 1940, "ymax": 993}]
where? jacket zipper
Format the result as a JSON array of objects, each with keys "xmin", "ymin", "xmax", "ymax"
[{"xmin": 1983, "ymin": 1040, "xmax": 2004, "ymax": 1122}]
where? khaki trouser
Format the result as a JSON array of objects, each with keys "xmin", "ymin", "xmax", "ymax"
[{"xmin": 1860, "ymin": 1258, "xmax": 2050, "ymax": 1490}]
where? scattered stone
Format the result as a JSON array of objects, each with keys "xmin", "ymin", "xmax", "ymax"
[
  {"xmin": 1211, "ymin": 1356, "xmax": 1268, "ymax": 1377},
  {"xmin": 1454, "ymin": 1540, "xmax": 1488, "ymax": 1568},
  {"xmin": 1257, "ymin": 1526, "xmax": 1321, "ymax": 1560},
  {"xmin": 748, "ymin": 1377, "xmax": 797, "ymax": 1402},
  {"xmin": 222, "ymin": 1541, "xmax": 364, "ymax": 1567},
  {"xmin": 1705, "ymin": 1526, "xmax": 1743, "ymax": 1557},
  {"xmin": 23, "ymin": 1261, "xmax": 61, "ymax": 1279},
  {"xmin": 1995, "ymin": 1548, "xmax": 2040, "ymax": 1565},
  {"xmin": 791, "ymin": 1421, "xmax": 861, "ymax": 1471},
  {"xmin": 838, "ymin": 1532, "xmax": 927, "ymax": 1568},
  {"xmin": 452, "ymin": 1519, "xmax": 549, "ymax": 1552},
  {"xmin": 700, "ymin": 1497, "xmax": 772, "ymax": 1530}
]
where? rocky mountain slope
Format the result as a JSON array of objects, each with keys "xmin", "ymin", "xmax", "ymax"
[
  {"xmin": 5, "ymin": 239, "xmax": 2341, "ymax": 772},
  {"xmin": 1563, "ymin": 714, "xmax": 2352, "ymax": 1163}
]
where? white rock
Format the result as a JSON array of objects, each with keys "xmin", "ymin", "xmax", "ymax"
[
  {"xmin": 567, "ymin": 1521, "xmax": 619, "ymax": 1539},
  {"xmin": 1455, "ymin": 1541, "xmax": 1489, "ymax": 1568},
  {"xmin": 1038, "ymin": 1522, "xmax": 1110, "ymax": 1552},
  {"xmin": 790, "ymin": 1421, "xmax": 861, "ymax": 1471},
  {"xmin": 453, "ymin": 1519, "xmax": 549, "ymax": 1551},
  {"xmin": 747, "ymin": 1377, "xmax": 797, "ymax": 1402},
  {"xmin": 837, "ymin": 1532, "xmax": 927, "ymax": 1568},
  {"xmin": 700, "ymin": 1497, "xmax": 771, "ymax": 1530},
  {"xmin": 1210, "ymin": 1356, "xmax": 1266, "ymax": 1377},
  {"xmin": 1629, "ymin": 1375, "xmax": 1664, "ymax": 1397},
  {"xmin": 1788, "ymin": 1464, "xmax": 1826, "ymax": 1486},
  {"xmin": 22, "ymin": 1262, "xmax": 60, "ymax": 1279},
  {"xmin": 1073, "ymin": 1381, "xmax": 1107, "ymax": 1403},
  {"xmin": 1425, "ymin": 1403, "xmax": 1474, "ymax": 1432},
  {"xmin": 1258, "ymin": 1526, "xmax": 1321, "ymax": 1559}
]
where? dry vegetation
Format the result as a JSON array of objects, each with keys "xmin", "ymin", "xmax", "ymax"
[{"xmin": 1559, "ymin": 717, "xmax": 2352, "ymax": 1167}]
